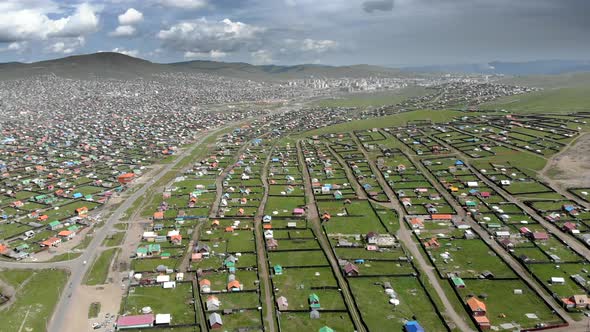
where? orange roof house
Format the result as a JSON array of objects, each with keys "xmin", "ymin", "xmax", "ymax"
[
  {"xmin": 58, "ymin": 230, "xmax": 74, "ymax": 238},
  {"xmin": 41, "ymin": 237, "xmax": 61, "ymax": 247},
  {"xmin": 225, "ymin": 226, "xmax": 234, "ymax": 233},
  {"xmin": 466, "ymin": 297, "xmax": 487, "ymax": 315},
  {"xmin": 410, "ymin": 218, "xmax": 424, "ymax": 229},
  {"xmin": 227, "ymin": 280, "xmax": 241, "ymax": 291},
  {"xmin": 170, "ymin": 234, "xmax": 182, "ymax": 244},
  {"xmin": 117, "ymin": 173, "xmax": 135, "ymax": 184},
  {"xmin": 211, "ymin": 220, "xmax": 220, "ymax": 227},
  {"xmin": 431, "ymin": 214, "xmax": 453, "ymax": 220},
  {"xmin": 38, "ymin": 215, "xmax": 49, "ymax": 221},
  {"xmin": 0, "ymin": 244, "xmax": 9, "ymax": 254},
  {"xmin": 153, "ymin": 211, "xmax": 164, "ymax": 220},
  {"xmin": 424, "ymin": 237, "xmax": 440, "ymax": 248},
  {"xmin": 76, "ymin": 207, "xmax": 88, "ymax": 216},
  {"xmin": 474, "ymin": 315, "xmax": 491, "ymax": 329},
  {"xmin": 263, "ymin": 224, "xmax": 272, "ymax": 230}
]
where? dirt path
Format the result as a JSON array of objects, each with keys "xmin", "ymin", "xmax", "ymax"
[
  {"xmin": 325, "ymin": 143, "xmax": 368, "ymax": 199},
  {"xmin": 253, "ymin": 143, "xmax": 277, "ymax": 332},
  {"xmin": 297, "ymin": 140, "xmax": 368, "ymax": 332},
  {"xmin": 350, "ymin": 134, "xmax": 475, "ymax": 332},
  {"xmin": 540, "ymin": 133, "xmax": 590, "ymax": 188}
]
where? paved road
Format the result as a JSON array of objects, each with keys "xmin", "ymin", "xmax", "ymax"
[
  {"xmin": 297, "ymin": 140, "xmax": 368, "ymax": 332},
  {"xmin": 350, "ymin": 134, "xmax": 475, "ymax": 332}
]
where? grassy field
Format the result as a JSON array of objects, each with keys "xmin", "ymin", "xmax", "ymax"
[
  {"xmin": 88, "ymin": 302, "xmax": 101, "ymax": 318},
  {"xmin": 102, "ymin": 232, "xmax": 126, "ymax": 247},
  {"xmin": 481, "ymin": 88, "xmax": 590, "ymax": 113},
  {"xmin": 85, "ymin": 248, "xmax": 120, "ymax": 285},
  {"xmin": 0, "ymin": 269, "xmax": 69, "ymax": 332},
  {"xmin": 313, "ymin": 86, "xmax": 430, "ymax": 108},
  {"xmin": 46, "ymin": 252, "xmax": 82, "ymax": 262},
  {"xmin": 301, "ymin": 109, "xmax": 468, "ymax": 137},
  {"xmin": 122, "ymin": 283, "xmax": 196, "ymax": 325}
]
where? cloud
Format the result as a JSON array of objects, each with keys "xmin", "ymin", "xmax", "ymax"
[
  {"xmin": 251, "ymin": 50, "xmax": 273, "ymax": 65},
  {"xmin": 159, "ymin": 0, "xmax": 208, "ymax": 10},
  {"xmin": 283, "ymin": 38, "xmax": 339, "ymax": 54},
  {"xmin": 45, "ymin": 37, "xmax": 85, "ymax": 54},
  {"xmin": 362, "ymin": 0, "xmax": 394, "ymax": 13},
  {"xmin": 118, "ymin": 8, "xmax": 143, "ymax": 25},
  {"xmin": 110, "ymin": 25, "xmax": 137, "ymax": 37},
  {"xmin": 0, "ymin": 41, "xmax": 28, "ymax": 53},
  {"xmin": 184, "ymin": 50, "xmax": 227, "ymax": 59},
  {"xmin": 112, "ymin": 47, "xmax": 140, "ymax": 57},
  {"xmin": 0, "ymin": 2, "xmax": 100, "ymax": 42},
  {"xmin": 158, "ymin": 18, "xmax": 265, "ymax": 54}
]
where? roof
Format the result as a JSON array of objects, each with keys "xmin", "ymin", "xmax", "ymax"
[
  {"xmin": 466, "ymin": 297, "xmax": 486, "ymax": 312},
  {"xmin": 474, "ymin": 315, "xmax": 490, "ymax": 324},
  {"xmin": 431, "ymin": 214, "xmax": 453, "ymax": 220},
  {"xmin": 404, "ymin": 321, "xmax": 425, "ymax": 332},
  {"xmin": 209, "ymin": 313, "xmax": 222, "ymax": 326},
  {"xmin": 155, "ymin": 314, "xmax": 171, "ymax": 324},
  {"xmin": 117, "ymin": 314, "xmax": 154, "ymax": 327}
]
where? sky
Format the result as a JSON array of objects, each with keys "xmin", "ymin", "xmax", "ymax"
[{"xmin": 0, "ymin": 0, "xmax": 589, "ymax": 66}]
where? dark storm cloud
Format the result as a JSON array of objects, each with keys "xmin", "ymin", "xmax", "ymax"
[{"xmin": 362, "ymin": 0, "xmax": 394, "ymax": 13}]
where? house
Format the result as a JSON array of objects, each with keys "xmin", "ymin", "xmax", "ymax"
[
  {"xmin": 277, "ymin": 296, "xmax": 289, "ymax": 310},
  {"xmin": 366, "ymin": 232, "xmax": 377, "ymax": 244},
  {"xmin": 273, "ymin": 265, "xmax": 283, "ymax": 275},
  {"xmin": 153, "ymin": 211, "xmax": 164, "ymax": 220},
  {"xmin": 209, "ymin": 313, "xmax": 223, "ymax": 329},
  {"xmin": 318, "ymin": 327, "xmax": 334, "ymax": 332},
  {"xmin": 155, "ymin": 314, "xmax": 171, "ymax": 326},
  {"xmin": 424, "ymin": 237, "xmax": 440, "ymax": 249},
  {"xmin": 431, "ymin": 214, "xmax": 453, "ymax": 220},
  {"xmin": 266, "ymin": 238, "xmax": 279, "ymax": 250},
  {"xmin": 47, "ymin": 220, "xmax": 62, "ymax": 230},
  {"xmin": 404, "ymin": 321, "xmax": 425, "ymax": 332},
  {"xmin": 562, "ymin": 295, "xmax": 590, "ymax": 309},
  {"xmin": 551, "ymin": 277, "xmax": 565, "ymax": 285},
  {"xmin": 116, "ymin": 314, "xmax": 154, "ymax": 330},
  {"xmin": 466, "ymin": 297, "xmax": 487, "ymax": 316},
  {"xmin": 452, "ymin": 277, "xmax": 466, "ymax": 289},
  {"xmin": 309, "ymin": 293, "xmax": 320, "ymax": 309},
  {"xmin": 531, "ymin": 232, "xmax": 549, "ymax": 241},
  {"xmin": 474, "ymin": 315, "xmax": 491, "ymax": 330},
  {"xmin": 58, "ymin": 230, "xmax": 75, "ymax": 240},
  {"xmin": 117, "ymin": 173, "xmax": 135, "ymax": 184},
  {"xmin": 343, "ymin": 262, "xmax": 359, "ymax": 276},
  {"xmin": 227, "ymin": 280, "xmax": 241, "ymax": 292},
  {"xmin": 200, "ymin": 279, "xmax": 211, "ymax": 292},
  {"xmin": 310, "ymin": 310, "xmax": 321, "ymax": 319},
  {"xmin": 264, "ymin": 230, "xmax": 274, "ymax": 239},
  {"xmin": 76, "ymin": 206, "xmax": 88, "ymax": 216},
  {"xmin": 410, "ymin": 218, "xmax": 424, "ymax": 229},
  {"xmin": 41, "ymin": 237, "xmax": 61, "ymax": 247},
  {"xmin": 206, "ymin": 295, "xmax": 221, "ymax": 310},
  {"xmin": 292, "ymin": 208, "xmax": 305, "ymax": 216}
]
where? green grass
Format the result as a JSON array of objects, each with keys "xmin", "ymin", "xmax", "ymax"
[
  {"xmin": 102, "ymin": 232, "xmax": 126, "ymax": 247},
  {"xmin": 481, "ymin": 87, "xmax": 590, "ymax": 114},
  {"xmin": 114, "ymin": 223, "xmax": 128, "ymax": 231},
  {"xmin": 0, "ymin": 269, "xmax": 69, "ymax": 332},
  {"xmin": 88, "ymin": 302, "xmax": 101, "ymax": 318},
  {"xmin": 300, "ymin": 110, "xmax": 469, "ymax": 137},
  {"xmin": 46, "ymin": 252, "xmax": 82, "ymax": 262},
  {"xmin": 85, "ymin": 248, "xmax": 120, "ymax": 285},
  {"xmin": 122, "ymin": 283, "xmax": 196, "ymax": 325},
  {"xmin": 349, "ymin": 276, "xmax": 448, "ymax": 332}
]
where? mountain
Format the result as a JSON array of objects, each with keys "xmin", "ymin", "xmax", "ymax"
[
  {"xmin": 0, "ymin": 52, "xmax": 404, "ymax": 81},
  {"xmin": 402, "ymin": 60, "xmax": 590, "ymax": 75}
]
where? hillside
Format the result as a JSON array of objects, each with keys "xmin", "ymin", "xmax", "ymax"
[
  {"xmin": 0, "ymin": 52, "xmax": 405, "ymax": 81},
  {"xmin": 481, "ymin": 72, "xmax": 590, "ymax": 113}
]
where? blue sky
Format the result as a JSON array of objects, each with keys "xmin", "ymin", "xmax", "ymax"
[{"xmin": 0, "ymin": 0, "xmax": 588, "ymax": 66}]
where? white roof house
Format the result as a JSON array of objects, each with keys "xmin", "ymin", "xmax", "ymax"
[{"xmin": 155, "ymin": 314, "xmax": 171, "ymax": 325}]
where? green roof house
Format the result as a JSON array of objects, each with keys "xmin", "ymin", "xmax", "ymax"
[
  {"xmin": 274, "ymin": 265, "xmax": 283, "ymax": 275},
  {"xmin": 319, "ymin": 327, "xmax": 334, "ymax": 332},
  {"xmin": 309, "ymin": 293, "xmax": 320, "ymax": 309}
]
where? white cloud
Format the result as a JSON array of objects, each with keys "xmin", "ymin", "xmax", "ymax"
[
  {"xmin": 0, "ymin": 41, "xmax": 28, "ymax": 53},
  {"xmin": 118, "ymin": 8, "xmax": 143, "ymax": 25},
  {"xmin": 0, "ymin": 2, "xmax": 100, "ymax": 42},
  {"xmin": 251, "ymin": 49, "xmax": 273, "ymax": 64},
  {"xmin": 158, "ymin": 18, "xmax": 265, "ymax": 54},
  {"xmin": 159, "ymin": 0, "xmax": 208, "ymax": 10},
  {"xmin": 295, "ymin": 38, "xmax": 339, "ymax": 53},
  {"xmin": 46, "ymin": 37, "xmax": 85, "ymax": 54},
  {"xmin": 112, "ymin": 47, "xmax": 140, "ymax": 57},
  {"xmin": 110, "ymin": 25, "xmax": 137, "ymax": 37}
]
